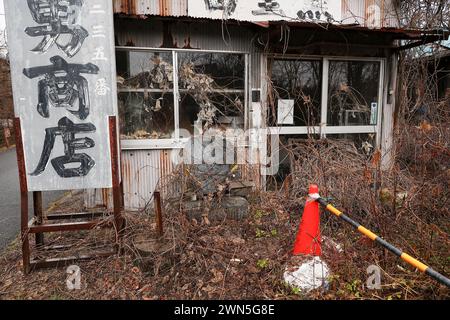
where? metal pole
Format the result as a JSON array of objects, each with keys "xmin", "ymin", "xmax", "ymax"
[
  {"xmin": 109, "ymin": 116, "xmax": 125, "ymax": 240},
  {"xmin": 33, "ymin": 191, "xmax": 44, "ymax": 246},
  {"xmin": 14, "ymin": 118, "xmax": 30, "ymax": 274},
  {"xmin": 316, "ymin": 197, "xmax": 450, "ymax": 288},
  {"xmin": 154, "ymin": 191, "xmax": 163, "ymax": 238}
]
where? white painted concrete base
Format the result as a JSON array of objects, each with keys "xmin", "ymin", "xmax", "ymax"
[{"xmin": 284, "ymin": 256, "xmax": 330, "ymax": 293}]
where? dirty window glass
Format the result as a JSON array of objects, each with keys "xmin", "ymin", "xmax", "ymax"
[
  {"xmin": 179, "ymin": 93, "xmax": 245, "ymax": 135},
  {"xmin": 177, "ymin": 52, "xmax": 245, "ymax": 135},
  {"xmin": 118, "ymin": 92, "xmax": 175, "ymax": 140},
  {"xmin": 177, "ymin": 52, "xmax": 245, "ymax": 90},
  {"xmin": 269, "ymin": 59, "xmax": 322, "ymax": 127},
  {"xmin": 117, "ymin": 49, "xmax": 175, "ymax": 140},
  {"xmin": 116, "ymin": 50, "xmax": 173, "ymax": 90},
  {"xmin": 327, "ymin": 61, "xmax": 380, "ymax": 126}
]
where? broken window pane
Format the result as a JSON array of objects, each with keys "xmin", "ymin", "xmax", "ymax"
[
  {"xmin": 178, "ymin": 52, "xmax": 245, "ymax": 90},
  {"xmin": 269, "ymin": 59, "xmax": 322, "ymax": 127},
  {"xmin": 177, "ymin": 52, "xmax": 245, "ymax": 134},
  {"xmin": 119, "ymin": 92, "xmax": 175, "ymax": 139},
  {"xmin": 116, "ymin": 49, "xmax": 175, "ymax": 140},
  {"xmin": 328, "ymin": 61, "xmax": 380, "ymax": 126},
  {"xmin": 179, "ymin": 92, "xmax": 245, "ymax": 135},
  {"xmin": 116, "ymin": 50, "xmax": 173, "ymax": 90}
]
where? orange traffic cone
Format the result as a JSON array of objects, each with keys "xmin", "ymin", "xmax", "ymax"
[{"xmin": 293, "ymin": 184, "xmax": 321, "ymax": 256}]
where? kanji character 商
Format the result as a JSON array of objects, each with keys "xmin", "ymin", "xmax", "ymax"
[{"xmin": 23, "ymin": 55, "xmax": 99, "ymax": 120}]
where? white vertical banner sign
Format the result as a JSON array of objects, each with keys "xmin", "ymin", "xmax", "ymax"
[{"xmin": 4, "ymin": 0, "xmax": 118, "ymax": 191}]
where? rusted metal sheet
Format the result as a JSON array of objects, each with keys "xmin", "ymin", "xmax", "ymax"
[
  {"xmin": 114, "ymin": 0, "xmax": 398, "ymax": 29},
  {"xmin": 114, "ymin": 0, "xmax": 188, "ymax": 16},
  {"xmin": 83, "ymin": 188, "xmax": 113, "ymax": 209},
  {"xmin": 342, "ymin": 0, "xmax": 398, "ymax": 28},
  {"xmin": 83, "ymin": 148, "xmax": 174, "ymax": 211},
  {"xmin": 85, "ymin": 148, "xmax": 162, "ymax": 211},
  {"xmin": 154, "ymin": 191, "xmax": 163, "ymax": 237},
  {"xmin": 14, "ymin": 117, "xmax": 31, "ymax": 274},
  {"xmin": 122, "ymin": 150, "xmax": 159, "ymax": 210},
  {"xmin": 159, "ymin": 149, "xmax": 175, "ymax": 198},
  {"xmin": 115, "ymin": 18, "xmax": 253, "ymax": 51}
]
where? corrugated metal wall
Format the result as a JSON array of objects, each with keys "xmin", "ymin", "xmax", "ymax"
[
  {"xmin": 84, "ymin": 188, "xmax": 113, "ymax": 210},
  {"xmin": 115, "ymin": 18, "xmax": 253, "ymax": 52},
  {"xmin": 341, "ymin": 0, "xmax": 398, "ymax": 28},
  {"xmin": 121, "ymin": 150, "xmax": 160, "ymax": 211},
  {"xmin": 85, "ymin": 149, "xmax": 175, "ymax": 211},
  {"xmin": 114, "ymin": 0, "xmax": 188, "ymax": 16},
  {"xmin": 114, "ymin": 0, "xmax": 399, "ymax": 29}
]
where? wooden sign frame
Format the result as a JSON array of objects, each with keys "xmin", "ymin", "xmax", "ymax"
[{"xmin": 14, "ymin": 116, "xmax": 124, "ymax": 273}]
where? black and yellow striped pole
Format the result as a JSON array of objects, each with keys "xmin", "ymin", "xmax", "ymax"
[{"xmin": 313, "ymin": 195, "xmax": 450, "ymax": 288}]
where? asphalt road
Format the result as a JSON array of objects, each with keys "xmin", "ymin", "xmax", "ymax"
[{"xmin": 0, "ymin": 148, "xmax": 64, "ymax": 250}]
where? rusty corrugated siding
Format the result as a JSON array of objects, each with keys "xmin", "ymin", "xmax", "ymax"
[
  {"xmin": 158, "ymin": 149, "xmax": 176, "ymax": 197},
  {"xmin": 114, "ymin": 0, "xmax": 188, "ymax": 16},
  {"xmin": 342, "ymin": 0, "xmax": 398, "ymax": 28},
  {"xmin": 115, "ymin": 18, "xmax": 253, "ymax": 51},
  {"xmin": 85, "ymin": 149, "xmax": 175, "ymax": 211},
  {"xmin": 121, "ymin": 149, "xmax": 160, "ymax": 211},
  {"xmin": 114, "ymin": 0, "xmax": 398, "ymax": 28},
  {"xmin": 83, "ymin": 188, "xmax": 113, "ymax": 210}
]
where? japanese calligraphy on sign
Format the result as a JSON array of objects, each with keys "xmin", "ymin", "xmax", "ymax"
[{"xmin": 5, "ymin": 0, "xmax": 118, "ymax": 191}]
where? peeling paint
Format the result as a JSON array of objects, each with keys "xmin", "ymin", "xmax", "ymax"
[{"xmin": 113, "ymin": 0, "xmax": 398, "ymax": 28}]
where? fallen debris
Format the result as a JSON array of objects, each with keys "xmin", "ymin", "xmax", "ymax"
[{"xmin": 284, "ymin": 256, "xmax": 330, "ymax": 293}]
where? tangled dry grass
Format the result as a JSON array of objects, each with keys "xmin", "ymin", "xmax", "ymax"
[
  {"xmin": 1, "ymin": 51, "xmax": 449, "ymax": 301},
  {"xmin": 0, "ymin": 138, "xmax": 448, "ymax": 300},
  {"xmin": 1, "ymin": 93, "xmax": 449, "ymax": 300}
]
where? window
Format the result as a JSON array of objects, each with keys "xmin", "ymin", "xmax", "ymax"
[
  {"xmin": 118, "ymin": 92, "xmax": 174, "ymax": 139},
  {"xmin": 269, "ymin": 59, "xmax": 322, "ymax": 126},
  {"xmin": 178, "ymin": 52, "xmax": 245, "ymax": 89},
  {"xmin": 178, "ymin": 52, "xmax": 245, "ymax": 134},
  {"xmin": 268, "ymin": 57, "xmax": 383, "ymax": 154},
  {"xmin": 116, "ymin": 50, "xmax": 173, "ymax": 89},
  {"xmin": 328, "ymin": 61, "xmax": 381, "ymax": 126},
  {"xmin": 117, "ymin": 50, "xmax": 174, "ymax": 140},
  {"xmin": 116, "ymin": 48, "xmax": 247, "ymax": 145}
]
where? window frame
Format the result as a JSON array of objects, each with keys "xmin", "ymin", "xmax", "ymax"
[
  {"xmin": 116, "ymin": 46, "xmax": 250, "ymax": 150},
  {"xmin": 267, "ymin": 55, "xmax": 385, "ymax": 148}
]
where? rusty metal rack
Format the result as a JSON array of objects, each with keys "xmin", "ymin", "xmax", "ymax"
[{"xmin": 14, "ymin": 116, "xmax": 125, "ymax": 274}]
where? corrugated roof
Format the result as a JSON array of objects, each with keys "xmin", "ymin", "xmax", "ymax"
[
  {"xmin": 113, "ymin": 0, "xmax": 399, "ymax": 28},
  {"xmin": 113, "ymin": 0, "xmax": 449, "ymax": 40},
  {"xmin": 114, "ymin": 0, "xmax": 188, "ymax": 17}
]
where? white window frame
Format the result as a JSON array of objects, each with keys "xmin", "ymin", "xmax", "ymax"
[
  {"xmin": 267, "ymin": 55, "xmax": 385, "ymax": 148},
  {"xmin": 115, "ymin": 46, "xmax": 250, "ymax": 150}
]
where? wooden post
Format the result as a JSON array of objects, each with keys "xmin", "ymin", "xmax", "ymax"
[
  {"xmin": 33, "ymin": 191, "xmax": 44, "ymax": 247},
  {"xmin": 154, "ymin": 191, "xmax": 163, "ymax": 238}
]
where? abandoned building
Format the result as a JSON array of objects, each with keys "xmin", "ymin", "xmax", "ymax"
[{"xmin": 82, "ymin": 0, "xmax": 448, "ymax": 211}]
